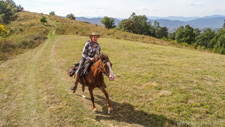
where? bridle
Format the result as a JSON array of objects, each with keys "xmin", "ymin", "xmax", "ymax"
[{"xmin": 96, "ymin": 59, "xmax": 110, "ymax": 78}]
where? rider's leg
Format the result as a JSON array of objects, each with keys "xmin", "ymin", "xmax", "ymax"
[{"xmin": 71, "ymin": 57, "xmax": 86, "ymax": 91}]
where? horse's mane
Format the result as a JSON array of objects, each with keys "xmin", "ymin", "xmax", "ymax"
[{"xmin": 95, "ymin": 53, "xmax": 109, "ymax": 62}]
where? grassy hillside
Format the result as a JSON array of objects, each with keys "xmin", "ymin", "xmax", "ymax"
[
  {"xmin": 1, "ymin": 11, "xmax": 172, "ymax": 61},
  {"xmin": 48, "ymin": 13, "xmax": 169, "ymax": 45},
  {"xmin": 0, "ymin": 11, "xmax": 52, "ymax": 60},
  {"xmin": 0, "ymin": 27, "xmax": 224, "ymax": 127}
]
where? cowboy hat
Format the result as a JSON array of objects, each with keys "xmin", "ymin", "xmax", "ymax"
[{"xmin": 89, "ymin": 32, "xmax": 100, "ymax": 38}]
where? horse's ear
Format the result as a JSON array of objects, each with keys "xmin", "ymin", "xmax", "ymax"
[{"xmin": 99, "ymin": 53, "xmax": 104, "ymax": 60}]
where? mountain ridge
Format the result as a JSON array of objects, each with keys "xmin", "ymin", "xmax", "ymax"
[{"xmin": 73, "ymin": 15, "xmax": 225, "ymax": 33}]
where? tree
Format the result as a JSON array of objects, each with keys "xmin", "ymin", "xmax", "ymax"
[
  {"xmin": 66, "ymin": 13, "xmax": 75, "ymax": 20},
  {"xmin": 128, "ymin": 12, "xmax": 151, "ymax": 35},
  {"xmin": 40, "ymin": 16, "xmax": 47, "ymax": 24},
  {"xmin": 168, "ymin": 32, "xmax": 176, "ymax": 40},
  {"xmin": 101, "ymin": 16, "xmax": 116, "ymax": 29},
  {"xmin": 214, "ymin": 34, "xmax": 225, "ymax": 54},
  {"xmin": 175, "ymin": 26, "xmax": 185, "ymax": 43},
  {"xmin": 183, "ymin": 25, "xmax": 195, "ymax": 44},
  {"xmin": 118, "ymin": 19, "xmax": 135, "ymax": 32},
  {"xmin": 159, "ymin": 27, "xmax": 168, "ymax": 38},
  {"xmin": 17, "ymin": 5, "xmax": 24, "ymax": 12},
  {"xmin": 49, "ymin": 11, "xmax": 55, "ymax": 16},
  {"xmin": 223, "ymin": 20, "xmax": 225, "ymax": 29},
  {"xmin": 175, "ymin": 25, "xmax": 195, "ymax": 44},
  {"xmin": 194, "ymin": 28, "xmax": 201, "ymax": 37},
  {"xmin": 0, "ymin": 0, "xmax": 23, "ymax": 23},
  {"xmin": 195, "ymin": 28, "xmax": 215, "ymax": 48}
]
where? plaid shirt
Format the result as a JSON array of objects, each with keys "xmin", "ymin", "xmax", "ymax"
[{"xmin": 82, "ymin": 40, "xmax": 101, "ymax": 60}]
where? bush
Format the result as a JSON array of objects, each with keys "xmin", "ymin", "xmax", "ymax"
[
  {"xmin": 49, "ymin": 11, "xmax": 55, "ymax": 16},
  {"xmin": 40, "ymin": 16, "xmax": 47, "ymax": 24},
  {"xmin": 0, "ymin": 24, "xmax": 6, "ymax": 36}
]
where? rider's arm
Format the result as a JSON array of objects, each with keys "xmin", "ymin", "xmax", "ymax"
[{"xmin": 82, "ymin": 42, "xmax": 90, "ymax": 60}]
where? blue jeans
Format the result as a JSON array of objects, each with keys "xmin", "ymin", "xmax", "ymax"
[{"xmin": 77, "ymin": 57, "xmax": 86, "ymax": 75}]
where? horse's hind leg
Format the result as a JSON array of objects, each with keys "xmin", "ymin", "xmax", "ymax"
[{"xmin": 99, "ymin": 86, "xmax": 113, "ymax": 114}]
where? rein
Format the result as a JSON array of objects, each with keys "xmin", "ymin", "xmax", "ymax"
[{"xmin": 95, "ymin": 59, "xmax": 110, "ymax": 78}]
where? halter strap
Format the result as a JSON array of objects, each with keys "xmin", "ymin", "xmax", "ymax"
[
  {"xmin": 96, "ymin": 60, "xmax": 110, "ymax": 78},
  {"xmin": 97, "ymin": 61, "xmax": 103, "ymax": 70}
]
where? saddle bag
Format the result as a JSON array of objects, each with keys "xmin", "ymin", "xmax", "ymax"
[{"xmin": 67, "ymin": 63, "xmax": 79, "ymax": 77}]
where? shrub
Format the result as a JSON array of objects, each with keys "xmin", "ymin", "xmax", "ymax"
[{"xmin": 40, "ymin": 16, "xmax": 47, "ymax": 24}]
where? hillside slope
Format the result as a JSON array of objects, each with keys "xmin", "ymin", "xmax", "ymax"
[
  {"xmin": 1, "ymin": 11, "xmax": 170, "ymax": 61},
  {"xmin": 0, "ymin": 28, "xmax": 225, "ymax": 126}
]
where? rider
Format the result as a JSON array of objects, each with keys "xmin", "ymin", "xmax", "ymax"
[{"xmin": 71, "ymin": 32, "xmax": 106, "ymax": 91}]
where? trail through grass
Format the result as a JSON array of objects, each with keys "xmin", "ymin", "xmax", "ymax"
[{"xmin": 0, "ymin": 31, "xmax": 225, "ymax": 126}]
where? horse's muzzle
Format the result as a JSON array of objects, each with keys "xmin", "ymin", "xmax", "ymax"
[{"xmin": 109, "ymin": 75, "xmax": 115, "ymax": 81}]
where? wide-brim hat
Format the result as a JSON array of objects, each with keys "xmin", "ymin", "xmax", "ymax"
[{"xmin": 89, "ymin": 32, "xmax": 100, "ymax": 38}]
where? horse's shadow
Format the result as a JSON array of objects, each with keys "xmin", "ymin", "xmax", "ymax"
[{"xmin": 91, "ymin": 95, "xmax": 179, "ymax": 127}]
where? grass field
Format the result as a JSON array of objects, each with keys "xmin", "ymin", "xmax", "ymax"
[{"xmin": 0, "ymin": 28, "xmax": 225, "ymax": 126}]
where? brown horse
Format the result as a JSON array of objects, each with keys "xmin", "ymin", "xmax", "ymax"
[{"xmin": 72, "ymin": 54, "xmax": 115, "ymax": 114}]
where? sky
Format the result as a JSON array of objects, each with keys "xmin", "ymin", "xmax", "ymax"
[{"xmin": 14, "ymin": 0, "xmax": 225, "ymax": 18}]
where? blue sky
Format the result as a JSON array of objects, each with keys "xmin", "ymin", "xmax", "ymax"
[{"xmin": 14, "ymin": 0, "xmax": 225, "ymax": 18}]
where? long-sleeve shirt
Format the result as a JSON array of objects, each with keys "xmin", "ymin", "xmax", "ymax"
[{"xmin": 82, "ymin": 40, "xmax": 101, "ymax": 60}]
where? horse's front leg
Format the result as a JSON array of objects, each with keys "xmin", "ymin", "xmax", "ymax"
[
  {"xmin": 100, "ymin": 86, "xmax": 113, "ymax": 114},
  {"xmin": 88, "ymin": 87, "xmax": 98, "ymax": 113},
  {"xmin": 82, "ymin": 84, "xmax": 86, "ymax": 98},
  {"xmin": 71, "ymin": 81, "xmax": 78, "ymax": 93}
]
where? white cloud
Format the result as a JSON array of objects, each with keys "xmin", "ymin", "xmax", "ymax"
[{"xmin": 186, "ymin": 1, "xmax": 202, "ymax": 6}]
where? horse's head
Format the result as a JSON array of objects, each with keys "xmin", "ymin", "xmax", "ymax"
[{"xmin": 97, "ymin": 54, "xmax": 115, "ymax": 81}]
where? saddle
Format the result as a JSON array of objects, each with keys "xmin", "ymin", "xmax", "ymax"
[{"xmin": 67, "ymin": 60, "xmax": 93, "ymax": 77}]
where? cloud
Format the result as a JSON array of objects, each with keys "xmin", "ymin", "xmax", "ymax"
[
  {"xmin": 140, "ymin": 7, "xmax": 148, "ymax": 11},
  {"xmin": 186, "ymin": 1, "xmax": 202, "ymax": 6},
  {"xmin": 136, "ymin": 6, "xmax": 160, "ymax": 12}
]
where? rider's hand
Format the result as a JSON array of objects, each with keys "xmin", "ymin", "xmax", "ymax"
[{"xmin": 89, "ymin": 58, "xmax": 94, "ymax": 61}]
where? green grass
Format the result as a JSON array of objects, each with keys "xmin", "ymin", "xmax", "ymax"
[{"xmin": 1, "ymin": 32, "xmax": 224, "ymax": 126}]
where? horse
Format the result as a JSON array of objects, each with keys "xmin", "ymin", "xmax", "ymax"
[{"xmin": 72, "ymin": 54, "xmax": 115, "ymax": 114}]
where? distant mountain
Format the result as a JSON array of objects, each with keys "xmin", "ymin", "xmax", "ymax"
[
  {"xmin": 71, "ymin": 15, "xmax": 225, "ymax": 33},
  {"xmin": 148, "ymin": 15, "xmax": 225, "ymax": 21},
  {"xmin": 76, "ymin": 17, "xmax": 121, "ymax": 26},
  {"xmin": 156, "ymin": 16, "xmax": 225, "ymax": 32},
  {"xmin": 148, "ymin": 16, "xmax": 199, "ymax": 22}
]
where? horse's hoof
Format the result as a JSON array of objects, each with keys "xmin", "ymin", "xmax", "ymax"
[
  {"xmin": 93, "ymin": 109, "xmax": 99, "ymax": 114},
  {"xmin": 108, "ymin": 110, "xmax": 113, "ymax": 114}
]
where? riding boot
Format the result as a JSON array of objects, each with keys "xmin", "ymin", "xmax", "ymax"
[
  {"xmin": 70, "ymin": 73, "xmax": 80, "ymax": 90},
  {"xmin": 103, "ymin": 81, "xmax": 107, "ymax": 88}
]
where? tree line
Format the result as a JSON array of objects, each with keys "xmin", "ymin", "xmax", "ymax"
[
  {"xmin": 170, "ymin": 24, "xmax": 225, "ymax": 54},
  {"xmin": 101, "ymin": 12, "xmax": 225, "ymax": 54}
]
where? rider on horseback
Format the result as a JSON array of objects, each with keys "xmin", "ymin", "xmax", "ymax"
[{"xmin": 71, "ymin": 32, "xmax": 106, "ymax": 91}]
